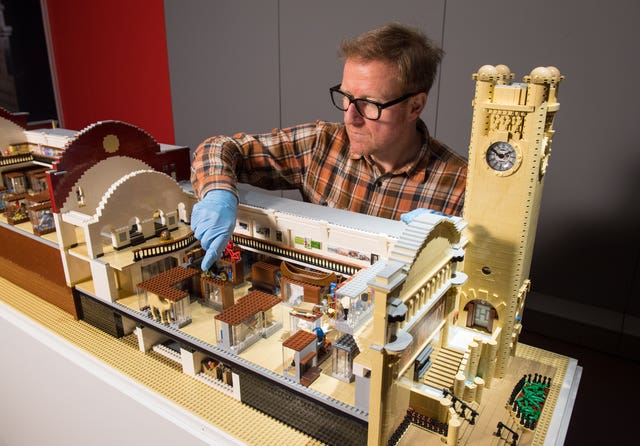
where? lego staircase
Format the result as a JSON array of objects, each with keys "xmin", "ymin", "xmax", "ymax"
[{"xmin": 422, "ymin": 346, "xmax": 464, "ymax": 390}]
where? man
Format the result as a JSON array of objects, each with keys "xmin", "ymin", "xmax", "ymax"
[{"xmin": 191, "ymin": 23, "xmax": 467, "ymax": 270}]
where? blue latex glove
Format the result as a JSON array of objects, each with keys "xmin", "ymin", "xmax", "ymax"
[
  {"xmin": 190, "ymin": 189, "xmax": 238, "ymax": 271},
  {"xmin": 400, "ymin": 208, "xmax": 445, "ymax": 224}
]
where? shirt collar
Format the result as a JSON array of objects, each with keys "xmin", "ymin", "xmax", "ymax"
[{"xmin": 348, "ymin": 119, "xmax": 430, "ymax": 176}]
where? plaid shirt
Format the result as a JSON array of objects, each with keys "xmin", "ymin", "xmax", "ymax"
[{"xmin": 191, "ymin": 120, "xmax": 467, "ymax": 219}]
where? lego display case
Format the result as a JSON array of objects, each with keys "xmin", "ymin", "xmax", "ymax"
[
  {"xmin": 136, "ymin": 266, "xmax": 201, "ymax": 328},
  {"xmin": 250, "ymin": 259, "xmax": 282, "ymax": 294},
  {"xmin": 0, "ymin": 185, "xmax": 7, "ymax": 212},
  {"xmin": 3, "ymin": 171, "xmax": 26, "ymax": 193},
  {"xmin": 26, "ymin": 168, "xmax": 49, "ymax": 193},
  {"xmin": 3, "ymin": 192, "xmax": 28, "ymax": 224},
  {"xmin": 200, "ymin": 274, "xmax": 234, "ymax": 311},
  {"xmin": 289, "ymin": 301, "xmax": 323, "ymax": 334},
  {"xmin": 214, "ymin": 290, "xmax": 282, "ymax": 354},
  {"xmin": 332, "ymin": 333, "xmax": 360, "ymax": 383},
  {"xmin": 282, "ymin": 328, "xmax": 319, "ymax": 385},
  {"xmin": 28, "ymin": 201, "xmax": 54, "ymax": 235}
]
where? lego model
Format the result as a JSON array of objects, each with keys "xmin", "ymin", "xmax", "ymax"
[
  {"xmin": 0, "ymin": 65, "xmax": 578, "ymax": 446},
  {"xmin": 137, "ymin": 265, "xmax": 201, "ymax": 327},
  {"xmin": 214, "ymin": 290, "xmax": 282, "ymax": 354},
  {"xmin": 458, "ymin": 64, "xmax": 563, "ymax": 378}
]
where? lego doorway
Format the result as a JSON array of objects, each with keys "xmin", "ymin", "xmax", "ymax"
[{"xmin": 464, "ymin": 300, "xmax": 497, "ymax": 333}]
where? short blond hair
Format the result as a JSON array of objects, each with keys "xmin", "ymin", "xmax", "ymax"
[{"xmin": 339, "ymin": 23, "xmax": 444, "ymax": 94}]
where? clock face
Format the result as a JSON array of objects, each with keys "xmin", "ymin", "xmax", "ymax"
[{"xmin": 486, "ymin": 141, "xmax": 517, "ymax": 172}]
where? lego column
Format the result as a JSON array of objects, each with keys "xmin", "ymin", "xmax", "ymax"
[{"xmin": 365, "ymin": 261, "xmax": 412, "ymax": 446}]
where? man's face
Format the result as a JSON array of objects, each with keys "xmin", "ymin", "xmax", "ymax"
[{"xmin": 340, "ymin": 58, "xmax": 420, "ymax": 160}]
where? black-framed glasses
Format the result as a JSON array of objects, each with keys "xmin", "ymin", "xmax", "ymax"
[{"xmin": 329, "ymin": 84, "xmax": 420, "ymax": 120}]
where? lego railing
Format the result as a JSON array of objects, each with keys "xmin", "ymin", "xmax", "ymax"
[
  {"xmin": 442, "ymin": 388, "xmax": 479, "ymax": 425},
  {"xmin": 132, "ymin": 231, "xmax": 197, "ymax": 261},
  {"xmin": 0, "ymin": 153, "xmax": 34, "ymax": 167},
  {"xmin": 233, "ymin": 234, "xmax": 361, "ymax": 276}
]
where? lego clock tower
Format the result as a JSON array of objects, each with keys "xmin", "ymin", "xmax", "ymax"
[{"xmin": 459, "ymin": 64, "xmax": 563, "ymax": 379}]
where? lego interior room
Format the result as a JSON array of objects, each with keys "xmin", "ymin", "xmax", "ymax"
[{"xmin": 0, "ymin": 1, "xmax": 638, "ymax": 445}]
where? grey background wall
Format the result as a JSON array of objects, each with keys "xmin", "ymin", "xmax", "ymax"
[{"xmin": 164, "ymin": 0, "xmax": 640, "ymax": 357}]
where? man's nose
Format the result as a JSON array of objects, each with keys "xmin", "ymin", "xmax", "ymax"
[{"xmin": 344, "ymin": 103, "xmax": 364, "ymax": 125}]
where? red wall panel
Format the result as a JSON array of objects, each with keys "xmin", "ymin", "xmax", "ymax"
[{"xmin": 44, "ymin": 0, "xmax": 175, "ymax": 143}]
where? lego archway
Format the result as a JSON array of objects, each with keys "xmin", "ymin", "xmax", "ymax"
[
  {"xmin": 60, "ymin": 156, "xmax": 153, "ymax": 213},
  {"xmin": 47, "ymin": 120, "xmax": 168, "ymax": 212},
  {"xmin": 95, "ymin": 170, "xmax": 189, "ymax": 230},
  {"xmin": 463, "ymin": 299, "xmax": 498, "ymax": 333},
  {"xmin": 399, "ymin": 218, "xmax": 462, "ymax": 296}
]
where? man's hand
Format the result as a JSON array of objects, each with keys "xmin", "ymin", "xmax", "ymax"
[{"xmin": 190, "ymin": 190, "xmax": 238, "ymax": 271}]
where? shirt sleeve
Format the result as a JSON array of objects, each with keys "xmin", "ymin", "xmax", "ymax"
[{"xmin": 190, "ymin": 122, "xmax": 331, "ymax": 200}]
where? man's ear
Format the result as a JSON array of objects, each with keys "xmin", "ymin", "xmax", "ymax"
[{"xmin": 410, "ymin": 92, "xmax": 427, "ymax": 118}]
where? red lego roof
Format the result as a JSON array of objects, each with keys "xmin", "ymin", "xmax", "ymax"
[
  {"xmin": 136, "ymin": 266, "xmax": 200, "ymax": 302},
  {"xmin": 215, "ymin": 290, "xmax": 281, "ymax": 326}
]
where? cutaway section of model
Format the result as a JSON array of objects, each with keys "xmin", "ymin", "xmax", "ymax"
[{"xmin": 0, "ymin": 64, "xmax": 577, "ymax": 446}]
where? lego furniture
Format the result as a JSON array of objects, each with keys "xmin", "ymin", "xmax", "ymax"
[
  {"xmin": 332, "ymin": 333, "xmax": 360, "ymax": 383},
  {"xmin": 282, "ymin": 328, "xmax": 319, "ymax": 385}
]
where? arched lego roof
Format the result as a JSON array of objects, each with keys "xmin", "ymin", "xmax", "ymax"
[
  {"xmin": 389, "ymin": 214, "xmax": 464, "ymax": 294},
  {"xmin": 95, "ymin": 169, "xmax": 188, "ymax": 228},
  {"xmin": 47, "ymin": 120, "xmax": 167, "ymax": 212}
]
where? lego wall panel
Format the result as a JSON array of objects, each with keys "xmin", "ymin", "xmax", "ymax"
[
  {"xmin": 0, "ymin": 225, "xmax": 75, "ymax": 317},
  {"xmin": 43, "ymin": 0, "xmax": 175, "ymax": 143}
]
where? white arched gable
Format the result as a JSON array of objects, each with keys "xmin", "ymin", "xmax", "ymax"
[
  {"xmin": 390, "ymin": 214, "xmax": 464, "ymax": 295},
  {"xmin": 59, "ymin": 156, "xmax": 154, "ymax": 213},
  {"xmin": 94, "ymin": 170, "xmax": 188, "ymax": 229}
]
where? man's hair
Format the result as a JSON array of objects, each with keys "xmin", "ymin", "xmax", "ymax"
[{"xmin": 338, "ymin": 23, "xmax": 444, "ymax": 94}]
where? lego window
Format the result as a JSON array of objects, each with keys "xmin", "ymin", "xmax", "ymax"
[
  {"xmin": 236, "ymin": 221, "xmax": 249, "ymax": 234},
  {"xmin": 474, "ymin": 302, "xmax": 491, "ymax": 328},
  {"xmin": 256, "ymin": 225, "xmax": 271, "ymax": 239}
]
